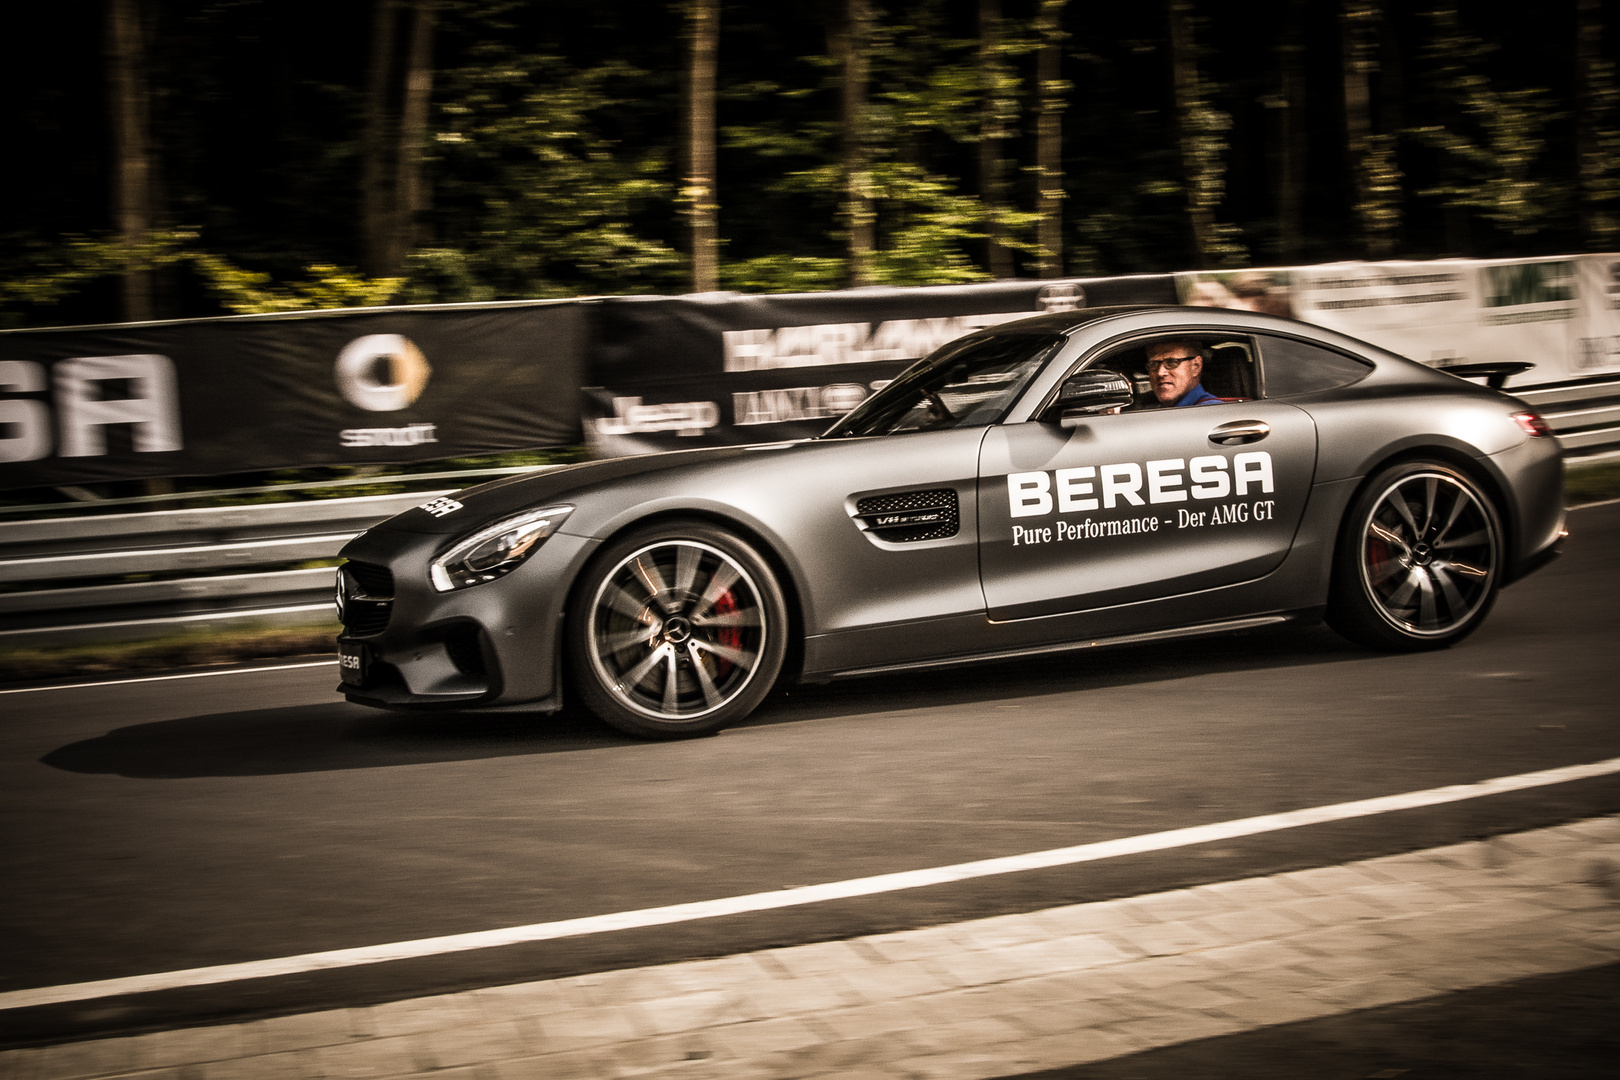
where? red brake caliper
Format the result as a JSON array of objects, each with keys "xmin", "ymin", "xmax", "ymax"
[
  {"xmin": 1367, "ymin": 524, "xmax": 1392, "ymax": 585},
  {"xmin": 713, "ymin": 588, "xmax": 741, "ymax": 678}
]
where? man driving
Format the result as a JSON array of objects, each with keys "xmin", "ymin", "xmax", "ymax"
[{"xmin": 1146, "ymin": 339, "xmax": 1221, "ymax": 407}]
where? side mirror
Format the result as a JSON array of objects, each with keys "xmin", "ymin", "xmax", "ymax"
[{"xmin": 1042, "ymin": 369, "xmax": 1135, "ymax": 426}]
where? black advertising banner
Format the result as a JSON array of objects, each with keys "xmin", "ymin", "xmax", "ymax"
[
  {"xmin": 0, "ymin": 275, "xmax": 1179, "ymax": 489},
  {"xmin": 0, "ymin": 301, "xmax": 586, "ymax": 490},
  {"xmin": 584, "ymin": 274, "xmax": 1178, "ymax": 454}
]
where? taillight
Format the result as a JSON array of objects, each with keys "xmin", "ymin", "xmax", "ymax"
[{"xmin": 1512, "ymin": 411, "xmax": 1552, "ymax": 438}]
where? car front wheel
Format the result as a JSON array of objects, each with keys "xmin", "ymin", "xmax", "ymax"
[
  {"xmin": 567, "ymin": 522, "xmax": 788, "ymax": 738},
  {"xmin": 1327, "ymin": 460, "xmax": 1503, "ymax": 651}
]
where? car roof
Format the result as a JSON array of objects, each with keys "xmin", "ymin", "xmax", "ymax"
[{"xmin": 984, "ymin": 305, "xmax": 1166, "ymax": 336}]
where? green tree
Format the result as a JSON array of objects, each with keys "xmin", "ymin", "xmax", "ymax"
[
  {"xmin": 360, "ymin": 0, "xmax": 438, "ymax": 279},
  {"xmin": 1167, "ymin": 0, "xmax": 1244, "ymax": 269},
  {"xmin": 1577, "ymin": 0, "xmax": 1620, "ymax": 249},
  {"xmin": 683, "ymin": 0, "xmax": 721, "ymax": 292},
  {"xmin": 1033, "ymin": 0, "xmax": 1067, "ymax": 277},
  {"xmin": 1342, "ymin": 0, "xmax": 1401, "ymax": 258},
  {"xmin": 409, "ymin": 36, "xmax": 682, "ymax": 301},
  {"xmin": 978, "ymin": 0, "xmax": 1016, "ymax": 278},
  {"xmin": 106, "ymin": 0, "xmax": 155, "ymax": 321},
  {"xmin": 720, "ymin": 0, "xmax": 1018, "ymax": 290},
  {"xmin": 1412, "ymin": 5, "xmax": 1562, "ymax": 247}
]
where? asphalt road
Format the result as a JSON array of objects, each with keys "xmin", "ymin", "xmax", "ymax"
[{"xmin": 3, "ymin": 501, "xmax": 1617, "ymax": 1045}]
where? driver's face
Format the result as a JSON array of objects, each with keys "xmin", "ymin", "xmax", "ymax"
[{"xmin": 1146, "ymin": 345, "xmax": 1204, "ymax": 404}]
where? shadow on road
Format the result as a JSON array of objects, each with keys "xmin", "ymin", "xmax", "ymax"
[
  {"xmin": 41, "ymin": 704, "xmax": 638, "ymax": 778},
  {"xmin": 748, "ymin": 620, "xmax": 1368, "ymax": 730},
  {"xmin": 41, "ymin": 622, "xmax": 1367, "ymax": 778},
  {"xmin": 31, "ymin": 504, "xmax": 1619, "ymax": 781}
]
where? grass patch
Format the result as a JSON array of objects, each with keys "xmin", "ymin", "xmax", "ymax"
[
  {"xmin": 0, "ymin": 621, "xmax": 339, "ymax": 685},
  {"xmin": 1567, "ymin": 460, "xmax": 1620, "ymax": 506}
]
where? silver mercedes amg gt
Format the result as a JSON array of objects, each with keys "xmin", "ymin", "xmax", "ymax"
[{"xmin": 335, "ymin": 305, "xmax": 1566, "ymax": 738}]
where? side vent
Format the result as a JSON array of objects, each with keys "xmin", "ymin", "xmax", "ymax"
[{"xmin": 854, "ymin": 489, "xmax": 960, "ymax": 543}]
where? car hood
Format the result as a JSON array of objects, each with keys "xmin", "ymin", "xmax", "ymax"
[{"xmin": 373, "ymin": 443, "xmax": 805, "ymax": 534}]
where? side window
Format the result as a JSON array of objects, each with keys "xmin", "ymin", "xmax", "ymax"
[
  {"xmin": 1259, "ymin": 335, "xmax": 1373, "ymax": 397},
  {"xmin": 1078, "ymin": 334, "xmax": 1258, "ymax": 411}
]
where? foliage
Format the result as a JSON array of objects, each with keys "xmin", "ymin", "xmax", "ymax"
[
  {"xmin": 719, "ymin": 0, "xmax": 1025, "ymax": 289},
  {"xmin": 1411, "ymin": 6, "xmax": 1562, "ymax": 238},
  {"xmin": 0, "ymin": 623, "xmax": 340, "ymax": 684},
  {"xmin": 1, "ymin": 0, "xmax": 1618, "ymax": 328},
  {"xmin": 1565, "ymin": 460, "xmax": 1620, "ymax": 507},
  {"xmin": 188, "ymin": 255, "xmax": 406, "ymax": 314},
  {"xmin": 0, "ymin": 231, "xmax": 406, "ymax": 325},
  {"xmin": 1579, "ymin": 32, "xmax": 1620, "ymax": 249},
  {"xmin": 721, "ymin": 255, "xmax": 845, "ymax": 293},
  {"xmin": 413, "ymin": 43, "xmax": 683, "ymax": 301}
]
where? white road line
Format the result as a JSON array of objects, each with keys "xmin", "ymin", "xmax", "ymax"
[
  {"xmin": 0, "ymin": 660, "xmax": 335, "ymax": 696},
  {"xmin": 6, "ymin": 755, "xmax": 1619, "ymax": 1013}
]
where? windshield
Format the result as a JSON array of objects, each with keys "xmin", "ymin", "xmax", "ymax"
[{"xmin": 822, "ymin": 332, "xmax": 1064, "ymax": 438}]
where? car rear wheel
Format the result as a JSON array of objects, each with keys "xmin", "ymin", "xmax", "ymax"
[
  {"xmin": 1327, "ymin": 460, "xmax": 1502, "ymax": 651},
  {"xmin": 567, "ymin": 522, "xmax": 788, "ymax": 739}
]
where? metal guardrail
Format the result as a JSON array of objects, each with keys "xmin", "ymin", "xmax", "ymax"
[
  {"xmin": 0, "ymin": 489, "xmax": 454, "ymax": 644},
  {"xmin": 1512, "ymin": 377, "xmax": 1620, "ymax": 455},
  {"xmin": 0, "ymin": 379, "xmax": 1616, "ymax": 648},
  {"xmin": 0, "ymin": 464, "xmax": 545, "ymax": 519}
]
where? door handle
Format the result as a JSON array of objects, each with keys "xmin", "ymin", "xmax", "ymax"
[{"xmin": 1209, "ymin": 419, "xmax": 1270, "ymax": 445}]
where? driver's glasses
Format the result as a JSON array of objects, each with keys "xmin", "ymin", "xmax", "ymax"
[{"xmin": 1145, "ymin": 356, "xmax": 1196, "ymax": 372}]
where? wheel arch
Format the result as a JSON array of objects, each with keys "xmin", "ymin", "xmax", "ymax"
[
  {"xmin": 1329, "ymin": 442, "xmax": 1518, "ymax": 583},
  {"xmin": 1324, "ymin": 444, "xmax": 1516, "ymax": 638},
  {"xmin": 562, "ymin": 506, "xmax": 811, "ymax": 686}
]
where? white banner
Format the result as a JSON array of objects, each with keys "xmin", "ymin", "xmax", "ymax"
[{"xmin": 1176, "ymin": 254, "xmax": 1620, "ymax": 389}]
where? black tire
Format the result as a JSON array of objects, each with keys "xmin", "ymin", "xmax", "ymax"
[
  {"xmin": 1327, "ymin": 460, "xmax": 1503, "ymax": 651},
  {"xmin": 566, "ymin": 521, "xmax": 788, "ymax": 739}
]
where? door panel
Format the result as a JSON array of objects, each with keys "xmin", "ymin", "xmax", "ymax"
[
  {"xmin": 763, "ymin": 426, "xmax": 989, "ymax": 635},
  {"xmin": 978, "ymin": 401, "xmax": 1318, "ymax": 621}
]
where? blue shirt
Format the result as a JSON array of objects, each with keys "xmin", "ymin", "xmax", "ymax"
[{"xmin": 1172, "ymin": 384, "xmax": 1221, "ymax": 407}]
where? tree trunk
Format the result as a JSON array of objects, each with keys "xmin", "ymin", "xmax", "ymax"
[
  {"xmin": 979, "ymin": 0, "xmax": 1013, "ymax": 278},
  {"xmin": 685, "ymin": 0, "xmax": 720, "ymax": 292},
  {"xmin": 106, "ymin": 0, "xmax": 153, "ymax": 322},
  {"xmin": 1034, "ymin": 0, "xmax": 1066, "ymax": 278},
  {"xmin": 1272, "ymin": 0, "xmax": 1306, "ymax": 263},
  {"xmin": 385, "ymin": 0, "xmax": 435, "ymax": 278},
  {"xmin": 361, "ymin": 0, "xmax": 397, "ymax": 278},
  {"xmin": 1341, "ymin": 1, "xmax": 1397, "ymax": 259},
  {"xmin": 1341, "ymin": 1, "xmax": 1372, "ymax": 249},
  {"xmin": 1375, "ymin": 5, "xmax": 1404, "ymax": 254},
  {"xmin": 1577, "ymin": 0, "xmax": 1617, "ymax": 248},
  {"xmin": 1168, "ymin": 0, "xmax": 1215, "ymax": 269},
  {"xmin": 838, "ymin": 0, "xmax": 874, "ymax": 286}
]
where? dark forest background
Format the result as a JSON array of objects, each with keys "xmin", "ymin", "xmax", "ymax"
[{"xmin": 3, "ymin": 0, "xmax": 1617, "ymax": 329}]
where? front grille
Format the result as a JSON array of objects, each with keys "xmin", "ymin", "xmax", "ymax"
[
  {"xmin": 340, "ymin": 561, "xmax": 394, "ymax": 637},
  {"xmin": 345, "ymin": 561, "xmax": 394, "ymax": 598},
  {"xmin": 854, "ymin": 488, "xmax": 960, "ymax": 543}
]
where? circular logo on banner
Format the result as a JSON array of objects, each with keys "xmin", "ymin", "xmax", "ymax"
[{"xmin": 334, "ymin": 334, "xmax": 431, "ymax": 412}]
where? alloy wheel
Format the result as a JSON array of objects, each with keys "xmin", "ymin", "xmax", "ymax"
[
  {"xmin": 1358, "ymin": 470, "xmax": 1498, "ymax": 638},
  {"xmin": 585, "ymin": 539, "xmax": 768, "ymax": 721}
]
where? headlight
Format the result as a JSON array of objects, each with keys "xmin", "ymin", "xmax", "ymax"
[{"xmin": 429, "ymin": 505, "xmax": 573, "ymax": 592}]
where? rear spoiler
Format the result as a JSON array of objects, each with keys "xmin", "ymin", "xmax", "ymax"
[{"xmin": 1439, "ymin": 362, "xmax": 1535, "ymax": 390}]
